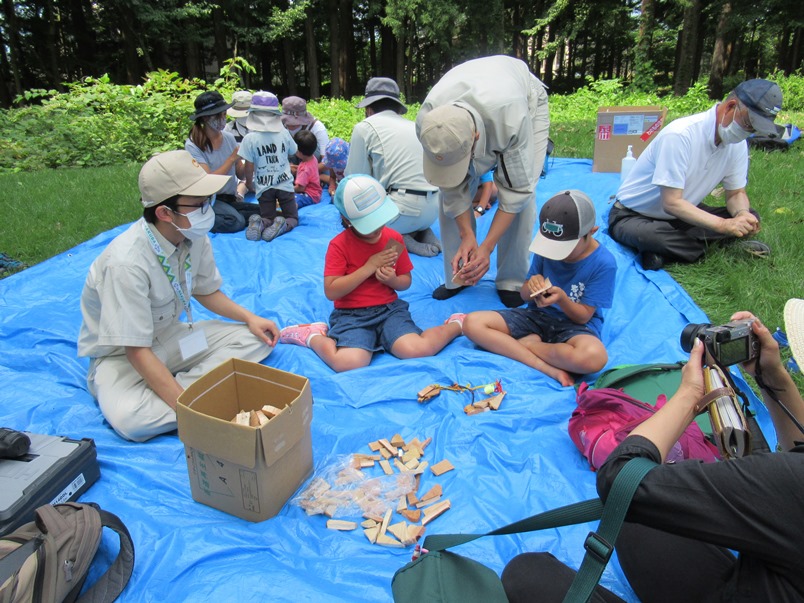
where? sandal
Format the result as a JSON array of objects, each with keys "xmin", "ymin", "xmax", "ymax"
[{"xmin": 736, "ymin": 240, "xmax": 771, "ymax": 258}]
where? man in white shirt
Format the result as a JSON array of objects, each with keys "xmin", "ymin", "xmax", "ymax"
[
  {"xmin": 78, "ymin": 151, "xmax": 279, "ymax": 442},
  {"xmin": 346, "ymin": 77, "xmax": 441, "ymax": 257},
  {"xmin": 416, "ymin": 55, "xmax": 550, "ymax": 307},
  {"xmin": 608, "ymin": 79, "xmax": 783, "ymax": 270}
]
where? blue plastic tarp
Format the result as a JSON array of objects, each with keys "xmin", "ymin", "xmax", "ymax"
[{"xmin": 0, "ymin": 158, "xmax": 774, "ymax": 602}]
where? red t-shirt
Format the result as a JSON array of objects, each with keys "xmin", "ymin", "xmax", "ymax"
[
  {"xmin": 324, "ymin": 227, "xmax": 413, "ymax": 309},
  {"xmin": 295, "ymin": 156, "xmax": 323, "ymax": 203}
]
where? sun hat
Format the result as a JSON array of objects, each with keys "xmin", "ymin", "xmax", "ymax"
[
  {"xmin": 333, "ymin": 174, "xmax": 400, "ymax": 235},
  {"xmin": 281, "ymin": 96, "xmax": 315, "ymax": 128},
  {"xmin": 139, "ymin": 150, "xmax": 230, "ymax": 208},
  {"xmin": 246, "ymin": 91, "xmax": 283, "ymax": 132},
  {"xmin": 227, "ymin": 91, "xmax": 253, "ymax": 118},
  {"xmin": 419, "ymin": 105, "xmax": 475, "ymax": 188},
  {"xmin": 357, "ymin": 77, "xmax": 407, "ymax": 114},
  {"xmin": 323, "ymin": 138, "xmax": 350, "ymax": 172},
  {"xmin": 529, "ymin": 190, "xmax": 597, "ymax": 260},
  {"xmin": 733, "ymin": 79, "xmax": 784, "ymax": 138},
  {"xmin": 784, "ymin": 298, "xmax": 804, "ymax": 371},
  {"xmin": 189, "ymin": 91, "xmax": 232, "ymax": 121}
]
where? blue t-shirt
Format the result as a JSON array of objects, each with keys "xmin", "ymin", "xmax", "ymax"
[
  {"xmin": 527, "ymin": 243, "xmax": 616, "ymax": 337},
  {"xmin": 238, "ymin": 130, "xmax": 297, "ymax": 197}
]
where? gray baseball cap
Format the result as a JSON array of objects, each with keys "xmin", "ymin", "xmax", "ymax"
[
  {"xmin": 357, "ymin": 77, "xmax": 407, "ymax": 114},
  {"xmin": 733, "ymin": 79, "xmax": 784, "ymax": 138}
]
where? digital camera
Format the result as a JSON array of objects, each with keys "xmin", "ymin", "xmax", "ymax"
[{"xmin": 680, "ymin": 319, "xmax": 760, "ymax": 367}]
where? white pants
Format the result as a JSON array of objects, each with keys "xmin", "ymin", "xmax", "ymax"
[
  {"xmin": 88, "ymin": 320, "xmax": 272, "ymax": 442},
  {"xmin": 388, "ymin": 190, "xmax": 440, "ymax": 235}
]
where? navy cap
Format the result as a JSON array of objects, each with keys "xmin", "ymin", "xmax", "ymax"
[{"xmin": 733, "ymin": 79, "xmax": 784, "ymax": 138}]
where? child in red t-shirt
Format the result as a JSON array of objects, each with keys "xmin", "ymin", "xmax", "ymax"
[
  {"xmin": 293, "ymin": 130, "xmax": 323, "ymax": 208},
  {"xmin": 279, "ymin": 174, "xmax": 463, "ymax": 372}
]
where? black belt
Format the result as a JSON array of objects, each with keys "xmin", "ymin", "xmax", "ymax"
[{"xmin": 388, "ymin": 187, "xmax": 433, "ymax": 197}]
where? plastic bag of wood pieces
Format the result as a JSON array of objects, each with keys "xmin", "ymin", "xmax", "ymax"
[
  {"xmin": 292, "ymin": 434, "xmax": 455, "ymax": 548},
  {"xmin": 230, "ymin": 404, "xmax": 284, "ymax": 426}
]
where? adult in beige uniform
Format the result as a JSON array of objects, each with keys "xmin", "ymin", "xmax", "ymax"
[
  {"xmin": 416, "ymin": 55, "xmax": 550, "ymax": 308},
  {"xmin": 78, "ymin": 150, "xmax": 279, "ymax": 442},
  {"xmin": 345, "ymin": 77, "xmax": 441, "ymax": 257}
]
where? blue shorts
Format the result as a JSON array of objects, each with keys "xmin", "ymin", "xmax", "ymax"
[
  {"xmin": 328, "ymin": 299, "xmax": 422, "ymax": 353},
  {"xmin": 499, "ymin": 307, "xmax": 597, "ymax": 343}
]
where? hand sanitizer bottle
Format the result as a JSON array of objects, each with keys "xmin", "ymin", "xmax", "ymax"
[{"xmin": 620, "ymin": 145, "xmax": 636, "ymax": 183}]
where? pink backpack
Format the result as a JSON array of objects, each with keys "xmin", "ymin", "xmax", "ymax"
[{"xmin": 569, "ymin": 383, "xmax": 721, "ymax": 470}]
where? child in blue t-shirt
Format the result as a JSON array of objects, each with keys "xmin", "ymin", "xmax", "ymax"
[{"xmin": 462, "ymin": 190, "xmax": 616, "ymax": 386}]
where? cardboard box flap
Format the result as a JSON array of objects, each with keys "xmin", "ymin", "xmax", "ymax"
[{"xmin": 257, "ymin": 378, "xmax": 313, "ymax": 467}]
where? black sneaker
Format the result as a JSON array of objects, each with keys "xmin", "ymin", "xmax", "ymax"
[
  {"xmin": 639, "ymin": 251, "xmax": 665, "ymax": 271},
  {"xmin": 432, "ymin": 284, "xmax": 467, "ymax": 300},
  {"xmin": 497, "ymin": 289, "xmax": 524, "ymax": 308}
]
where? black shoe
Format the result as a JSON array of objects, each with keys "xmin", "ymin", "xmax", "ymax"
[
  {"xmin": 639, "ymin": 251, "xmax": 665, "ymax": 271},
  {"xmin": 432, "ymin": 284, "xmax": 467, "ymax": 300},
  {"xmin": 497, "ymin": 289, "xmax": 524, "ymax": 308}
]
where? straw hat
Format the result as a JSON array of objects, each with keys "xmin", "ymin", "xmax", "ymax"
[{"xmin": 784, "ymin": 298, "xmax": 804, "ymax": 370}]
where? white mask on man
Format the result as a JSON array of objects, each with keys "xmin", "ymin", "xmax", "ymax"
[
  {"xmin": 173, "ymin": 205, "xmax": 215, "ymax": 240},
  {"xmin": 718, "ymin": 112, "xmax": 752, "ymax": 145}
]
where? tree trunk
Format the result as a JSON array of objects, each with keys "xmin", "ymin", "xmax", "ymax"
[
  {"xmin": 380, "ymin": 24, "xmax": 396, "ymax": 77},
  {"xmin": 282, "ymin": 38, "xmax": 297, "ymax": 96},
  {"xmin": 708, "ymin": 1, "xmax": 732, "ymax": 100},
  {"xmin": 673, "ymin": 0, "xmax": 700, "ymax": 96},
  {"xmin": 67, "ymin": 0, "xmax": 96, "ymax": 79},
  {"xmin": 633, "ymin": 0, "xmax": 655, "ymax": 90},
  {"xmin": 338, "ymin": 0, "xmax": 357, "ymax": 97},
  {"xmin": 2, "ymin": 0, "xmax": 24, "ymax": 97},
  {"xmin": 212, "ymin": 6, "xmax": 228, "ymax": 69},
  {"xmin": 328, "ymin": 0, "xmax": 340, "ymax": 97},
  {"xmin": 305, "ymin": 13, "xmax": 319, "ymax": 98}
]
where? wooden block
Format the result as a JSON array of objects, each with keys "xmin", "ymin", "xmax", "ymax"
[
  {"xmin": 248, "ymin": 410, "xmax": 260, "ymax": 427},
  {"xmin": 360, "ymin": 519, "xmax": 377, "ymax": 529},
  {"xmin": 379, "ymin": 460, "xmax": 393, "ymax": 475},
  {"xmin": 528, "ymin": 277, "xmax": 553, "ymax": 298},
  {"xmin": 431, "ymin": 459, "xmax": 454, "ymax": 476},
  {"xmin": 362, "ymin": 512, "xmax": 384, "ymax": 523},
  {"xmin": 379, "ymin": 438, "xmax": 398, "ymax": 456},
  {"xmin": 324, "ymin": 505, "xmax": 339, "ymax": 518},
  {"xmin": 401, "ymin": 448, "xmax": 420, "ymax": 463},
  {"xmin": 375, "ymin": 533, "xmax": 404, "ymax": 548},
  {"xmin": 364, "ymin": 526, "xmax": 379, "ymax": 544},
  {"xmin": 422, "ymin": 499, "xmax": 451, "ymax": 525},
  {"xmin": 379, "ymin": 447, "xmax": 392, "ymax": 460},
  {"xmin": 464, "ymin": 404, "xmax": 488, "ymax": 416},
  {"xmin": 417, "ymin": 385, "xmax": 440, "ymax": 403},
  {"xmin": 473, "ymin": 399, "xmax": 489, "ymax": 409},
  {"xmin": 406, "ymin": 492, "xmax": 419, "ymax": 507},
  {"xmin": 255, "ymin": 410, "xmax": 270, "ymax": 426},
  {"xmin": 400, "ymin": 508, "xmax": 421, "ymax": 523},
  {"xmin": 396, "ymin": 497, "xmax": 406, "ymax": 513},
  {"xmin": 390, "ymin": 433, "xmax": 405, "ymax": 447},
  {"xmin": 394, "ymin": 458, "xmax": 411, "ymax": 473},
  {"xmin": 379, "ymin": 508, "xmax": 392, "ymax": 537},
  {"xmin": 384, "ymin": 237, "xmax": 404, "ymax": 255},
  {"xmin": 413, "ymin": 461, "xmax": 429, "ymax": 475},
  {"xmin": 406, "ymin": 524, "xmax": 426, "ymax": 545},
  {"xmin": 387, "ymin": 521, "xmax": 408, "ymax": 542},
  {"xmin": 404, "ymin": 458, "xmax": 419, "ymax": 470},
  {"xmin": 419, "ymin": 484, "xmax": 442, "ymax": 503},
  {"xmin": 233, "ymin": 410, "xmax": 250, "ymax": 426},
  {"xmin": 359, "ymin": 459, "xmax": 375, "ymax": 469},
  {"xmin": 415, "ymin": 494, "xmax": 442, "ymax": 509},
  {"xmin": 421, "ymin": 437, "xmax": 432, "ymax": 450},
  {"xmin": 327, "ymin": 519, "xmax": 357, "ymax": 531},
  {"xmin": 404, "ymin": 438, "xmax": 421, "ymax": 451},
  {"xmin": 368, "ymin": 440, "xmax": 382, "ymax": 452},
  {"xmin": 261, "ymin": 404, "xmax": 282, "ymax": 418},
  {"xmin": 487, "ymin": 392, "xmax": 506, "ymax": 410}
]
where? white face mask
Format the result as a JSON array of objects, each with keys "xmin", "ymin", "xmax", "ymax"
[
  {"xmin": 718, "ymin": 115, "xmax": 751, "ymax": 145},
  {"xmin": 173, "ymin": 205, "xmax": 215, "ymax": 240}
]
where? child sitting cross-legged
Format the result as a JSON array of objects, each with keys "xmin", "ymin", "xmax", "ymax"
[
  {"xmin": 462, "ymin": 190, "xmax": 616, "ymax": 386},
  {"xmin": 293, "ymin": 129, "xmax": 323, "ymax": 209},
  {"xmin": 279, "ymin": 174, "xmax": 463, "ymax": 372}
]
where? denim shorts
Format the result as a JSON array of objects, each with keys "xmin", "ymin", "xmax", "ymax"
[
  {"xmin": 328, "ymin": 299, "xmax": 422, "ymax": 353},
  {"xmin": 499, "ymin": 307, "xmax": 596, "ymax": 343}
]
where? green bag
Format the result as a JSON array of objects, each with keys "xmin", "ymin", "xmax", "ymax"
[{"xmin": 392, "ymin": 457, "xmax": 656, "ymax": 603}]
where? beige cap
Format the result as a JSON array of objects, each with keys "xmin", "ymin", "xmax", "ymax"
[
  {"xmin": 139, "ymin": 150, "xmax": 230, "ymax": 208},
  {"xmin": 419, "ymin": 105, "xmax": 475, "ymax": 188},
  {"xmin": 227, "ymin": 90, "xmax": 253, "ymax": 118},
  {"xmin": 784, "ymin": 298, "xmax": 804, "ymax": 371}
]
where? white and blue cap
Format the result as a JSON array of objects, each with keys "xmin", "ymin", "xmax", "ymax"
[
  {"xmin": 333, "ymin": 174, "xmax": 400, "ymax": 235},
  {"xmin": 529, "ymin": 190, "xmax": 596, "ymax": 260}
]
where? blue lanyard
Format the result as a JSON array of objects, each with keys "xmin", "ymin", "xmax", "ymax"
[{"xmin": 141, "ymin": 221, "xmax": 194, "ymax": 327}]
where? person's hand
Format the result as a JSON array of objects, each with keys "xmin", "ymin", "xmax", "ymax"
[
  {"xmin": 375, "ymin": 264, "xmax": 396, "ymax": 283},
  {"xmin": 459, "ymin": 246, "xmax": 491, "ymax": 286},
  {"xmin": 247, "ymin": 316, "xmax": 280, "ymax": 345},
  {"xmin": 366, "ymin": 249, "xmax": 397, "ymax": 272},
  {"xmin": 729, "ymin": 311, "xmax": 783, "ymax": 379},
  {"xmin": 678, "ymin": 338, "xmax": 706, "ymax": 409},
  {"xmin": 724, "ymin": 213, "xmax": 760, "ymax": 237},
  {"xmin": 290, "ymin": 164, "xmax": 298, "ymax": 175},
  {"xmin": 451, "ymin": 235, "xmax": 477, "ymax": 280},
  {"xmin": 533, "ymin": 283, "xmax": 564, "ymax": 308}
]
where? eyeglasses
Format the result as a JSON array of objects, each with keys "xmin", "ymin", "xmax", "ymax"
[
  {"xmin": 174, "ymin": 197, "xmax": 214, "ymax": 215},
  {"xmin": 734, "ymin": 103, "xmax": 756, "ymax": 133}
]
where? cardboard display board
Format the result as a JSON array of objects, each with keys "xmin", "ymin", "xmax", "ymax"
[{"xmin": 593, "ymin": 106, "xmax": 668, "ymax": 173}]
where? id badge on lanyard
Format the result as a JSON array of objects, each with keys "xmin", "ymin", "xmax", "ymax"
[{"xmin": 142, "ymin": 222, "xmax": 209, "ymax": 360}]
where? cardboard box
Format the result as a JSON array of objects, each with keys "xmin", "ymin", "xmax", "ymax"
[
  {"xmin": 177, "ymin": 359, "xmax": 313, "ymax": 522},
  {"xmin": 593, "ymin": 106, "xmax": 668, "ymax": 173}
]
